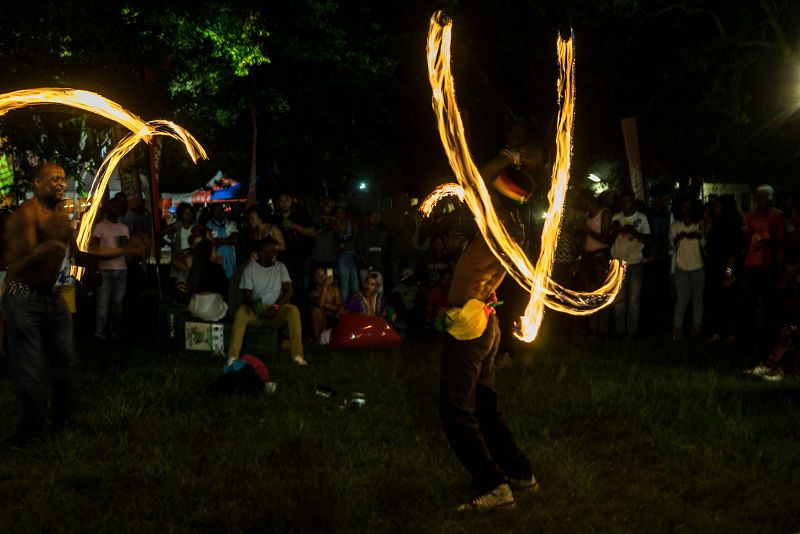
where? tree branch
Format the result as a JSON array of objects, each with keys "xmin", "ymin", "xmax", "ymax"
[{"xmin": 760, "ymin": 0, "xmax": 799, "ymax": 61}]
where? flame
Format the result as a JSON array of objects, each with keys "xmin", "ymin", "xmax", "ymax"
[
  {"xmin": 426, "ymin": 12, "xmax": 624, "ymax": 341},
  {"xmin": 0, "ymin": 88, "xmax": 207, "ymax": 280},
  {"xmin": 419, "ymin": 182, "xmax": 464, "ymax": 216}
]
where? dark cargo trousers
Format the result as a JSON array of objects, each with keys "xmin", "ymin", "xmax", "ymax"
[
  {"xmin": 439, "ymin": 314, "xmax": 532, "ymax": 493},
  {"xmin": 4, "ymin": 290, "xmax": 77, "ymax": 439}
]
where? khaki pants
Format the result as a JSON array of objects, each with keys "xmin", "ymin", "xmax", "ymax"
[{"xmin": 227, "ymin": 304, "xmax": 303, "ymax": 360}]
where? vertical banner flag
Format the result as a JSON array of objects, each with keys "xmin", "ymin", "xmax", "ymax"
[
  {"xmin": 621, "ymin": 117, "xmax": 645, "ymax": 202},
  {"xmin": 149, "ymin": 137, "xmax": 163, "ymax": 258}
]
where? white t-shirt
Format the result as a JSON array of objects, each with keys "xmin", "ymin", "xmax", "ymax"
[
  {"xmin": 92, "ymin": 218, "xmax": 130, "ymax": 270},
  {"xmin": 239, "ymin": 260, "xmax": 291, "ymax": 306},
  {"xmin": 611, "ymin": 211, "xmax": 650, "ymax": 264},
  {"xmin": 669, "ymin": 221, "xmax": 704, "ymax": 271}
]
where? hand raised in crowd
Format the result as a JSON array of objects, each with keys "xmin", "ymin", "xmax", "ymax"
[{"xmin": 123, "ymin": 233, "xmax": 149, "ymax": 257}]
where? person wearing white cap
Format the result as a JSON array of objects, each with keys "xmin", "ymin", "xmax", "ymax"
[{"xmin": 742, "ymin": 184, "xmax": 785, "ymax": 353}]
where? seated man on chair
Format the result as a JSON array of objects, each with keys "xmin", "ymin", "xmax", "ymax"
[{"xmin": 226, "ymin": 237, "xmax": 308, "ymax": 366}]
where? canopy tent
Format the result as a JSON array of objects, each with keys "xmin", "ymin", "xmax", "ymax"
[{"xmin": 163, "ymin": 171, "xmax": 244, "ymax": 205}]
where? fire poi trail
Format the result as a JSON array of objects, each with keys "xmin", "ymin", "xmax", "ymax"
[
  {"xmin": 0, "ymin": 88, "xmax": 207, "ymax": 280},
  {"xmin": 425, "ymin": 12, "xmax": 625, "ymax": 342}
]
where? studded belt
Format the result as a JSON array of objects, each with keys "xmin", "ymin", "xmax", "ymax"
[{"xmin": 5, "ymin": 280, "xmax": 52, "ymax": 296}]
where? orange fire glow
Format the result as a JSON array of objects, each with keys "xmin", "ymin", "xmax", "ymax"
[
  {"xmin": 0, "ymin": 88, "xmax": 206, "ymax": 280},
  {"xmin": 426, "ymin": 12, "xmax": 624, "ymax": 341},
  {"xmin": 419, "ymin": 182, "xmax": 464, "ymax": 217}
]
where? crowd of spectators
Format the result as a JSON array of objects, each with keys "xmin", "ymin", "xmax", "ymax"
[
  {"xmin": 161, "ymin": 192, "xmax": 471, "ymax": 363},
  {"xmin": 68, "ymin": 180, "xmax": 800, "ymax": 380},
  {"xmin": 552, "ymin": 182, "xmax": 800, "ymax": 381}
]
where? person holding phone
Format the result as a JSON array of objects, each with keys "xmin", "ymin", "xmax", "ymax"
[
  {"xmin": 90, "ymin": 195, "xmax": 131, "ymax": 340},
  {"xmin": 308, "ymin": 266, "xmax": 345, "ymax": 339}
]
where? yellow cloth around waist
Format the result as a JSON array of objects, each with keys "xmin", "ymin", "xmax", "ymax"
[
  {"xmin": 438, "ymin": 298, "xmax": 491, "ymax": 340},
  {"xmin": 55, "ymin": 284, "xmax": 77, "ymax": 314}
]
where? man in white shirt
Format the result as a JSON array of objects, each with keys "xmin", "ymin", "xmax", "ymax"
[
  {"xmin": 226, "ymin": 237, "xmax": 307, "ymax": 366},
  {"xmin": 91, "ymin": 196, "xmax": 130, "ymax": 339},
  {"xmin": 610, "ymin": 191, "xmax": 651, "ymax": 337}
]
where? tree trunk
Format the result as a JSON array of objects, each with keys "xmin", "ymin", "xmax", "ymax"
[{"xmin": 247, "ymin": 102, "xmax": 258, "ymax": 207}]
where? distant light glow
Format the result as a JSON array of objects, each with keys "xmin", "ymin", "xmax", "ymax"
[{"xmin": 358, "ymin": 181, "xmax": 368, "ymax": 191}]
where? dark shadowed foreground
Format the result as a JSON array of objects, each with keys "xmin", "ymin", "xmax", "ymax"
[{"xmin": 0, "ymin": 334, "xmax": 798, "ymax": 532}]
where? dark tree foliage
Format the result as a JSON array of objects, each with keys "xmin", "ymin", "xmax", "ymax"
[{"xmin": 1, "ymin": 0, "xmax": 800, "ymax": 196}]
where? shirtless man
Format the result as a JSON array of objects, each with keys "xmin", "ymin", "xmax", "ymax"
[
  {"xmin": 3, "ymin": 162, "xmax": 143, "ymax": 445},
  {"xmin": 441, "ymin": 129, "xmax": 545, "ymax": 512}
]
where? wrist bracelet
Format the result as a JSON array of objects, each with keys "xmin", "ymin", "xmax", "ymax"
[{"xmin": 500, "ymin": 147, "xmax": 522, "ymax": 169}]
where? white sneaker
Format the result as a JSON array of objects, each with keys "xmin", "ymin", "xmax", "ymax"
[
  {"xmin": 507, "ymin": 474, "xmax": 540, "ymax": 493},
  {"xmin": 456, "ymin": 483, "xmax": 515, "ymax": 512},
  {"xmin": 292, "ymin": 355, "xmax": 309, "ymax": 366},
  {"xmin": 744, "ymin": 364, "xmax": 771, "ymax": 377},
  {"xmin": 762, "ymin": 367, "xmax": 785, "ymax": 382}
]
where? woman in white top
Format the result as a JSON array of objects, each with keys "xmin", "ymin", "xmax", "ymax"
[
  {"xmin": 669, "ymin": 197, "xmax": 705, "ymax": 339},
  {"xmin": 167, "ymin": 202, "xmax": 196, "ymax": 294}
]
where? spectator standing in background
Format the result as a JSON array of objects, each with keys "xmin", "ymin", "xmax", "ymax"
[
  {"xmin": 245, "ymin": 204, "xmax": 285, "ymax": 257},
  {"xmin": 166, "ymin": 202, "xmax": 195, "ymax": 298},
  {"xmin": 205, "ymin": 204, "xmax": 238, "ymax": 280},
  {"xmin": 335, "ymin": 205, "xmax": 359, "ymax": 301},
  {"xmin": 742, "ymin": 184, "xmax": 785, "ymax": 353},
  {"xmin": 643, "ymin": 184, "xmax": 673, "ymax": 335},
  {"xmin": 311, "ymin": 197, "xmax": 339, "ymax": 272},
  {"xmin": 356, "ymin": 209, "xmax": 388, "ymax": 284},
  {"xmin": 277, "ymin": 193, "xmax": 316, "ymax": 298},
  {"xmin": 386, "ymin": 191, "xmax": 416, "ymax": 289},
  {"xmin": 115, "ymin": 191, "xmax": 152, "ymax": 237},
  {"xmin": 610, "ymin": 191, "xmax": 651, "ymax": 337},
  {"xmin": 91, "ymin": 196, "xmax": 130, "ymax": 340},
  {"xmin": 670, "ymin": 197, "xmax": 705, "ymax": 340},
  {"xmin": 705, "ymin": 195, "xmax": 745, "ymax": 344},
  {"xmin": 577, "ymin": 189, "xmax": 612, "ymax": 337}
]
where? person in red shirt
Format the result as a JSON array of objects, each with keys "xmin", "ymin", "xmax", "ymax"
[{"xmin": 743, "ymin": 184, "xmax": 785, "ymax": 353}]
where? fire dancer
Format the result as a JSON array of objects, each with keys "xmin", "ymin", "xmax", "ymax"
[
  {"xmin": 3, "ymin": 162, "xmax": 144, "ymax": 446},
  {"xmin": 440, "ymin": 128, "xmax": 544, "ymax": 512}
]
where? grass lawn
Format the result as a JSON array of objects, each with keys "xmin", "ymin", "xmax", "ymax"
[{"xmin": 0, "ymin": 331, "xmax": 799, "ymax": 532}]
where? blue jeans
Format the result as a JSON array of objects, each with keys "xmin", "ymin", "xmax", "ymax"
[
  {"xmin": 96, "ymin": 269, "xmax": 127, "ymax": 337},
  {"xmin": 338, "ymin": 251, "xmax": 359, "ymax": 301},
  {"xmin": 4, "ymin": 290, "xmax": 78, "ymax": 438},
  {"xmin": 614, "ymin": 262, "xmax": 643, "ymax": 336},
  {"xmin": 673, "ymin": 267, "xmax": 705, "ymax": 330}
]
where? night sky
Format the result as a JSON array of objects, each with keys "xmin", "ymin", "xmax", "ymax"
[{"xmin": 1, "ymin": 1, "xmax": 799, "ymax": 196}]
